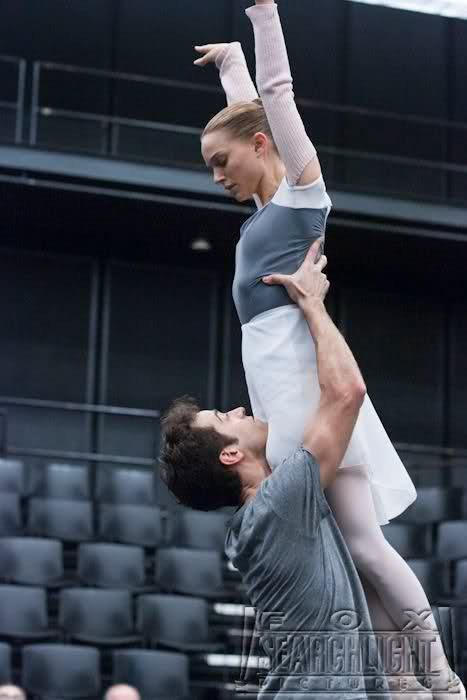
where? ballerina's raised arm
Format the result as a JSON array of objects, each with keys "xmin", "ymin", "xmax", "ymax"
[
  {"xmin": 194, "ymin": 41, "xmax": 259, "ymax": 106},
  {"xmin": 245, "ymin": 0, "xmax": 322, "ymax": 188}
]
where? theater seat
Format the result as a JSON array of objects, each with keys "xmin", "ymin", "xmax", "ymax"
[
  {"xmin": 406, "ymin": 559, "xmax": 450, "ymax": 603},
  {"xmin": 27, "ymin": 498, "xmax": 94, "ymax": 542},
  {"xmin": 22, "ymin": 644, "xmax": 101, "ymax": 699},
  {"xmin": 0, "ymin": 537, "xmax": 65, "ymax": 587},
  {"xmin": 112, "ymin": 649, "xmax": 189, "ymax": 700},
  {"xmin": 436, "ymin": 522, "xmax": 467, "ymax": 560},
  {"xmin": 0, "ymin": 642, "xmax": 12, "ymax": 683},
  {"xmin": 454, "ymin": 560, "xmax": 467, "ymax": 600},
  {"xmin": 154, "ymin": 548, "xmax": 227, "ymax": 599},
  {"xmin": 431, "ymin": 606, "xmax": 457, "ymax": 671},
  {"xmin": 77, "ymin": 543, "xmax": 152, "ymax": 592},
  {"xmin": 40, "ymin": 462, "xmax": 91, "ymax": 501},
  {"xmin": 59, "ymin": 588, "xmax": 142, "ymax": 647},
  {"xmin": 96, "ymin": 467, "xmax": 156, "ymax": 506},
  {"xmin": 137, "ymin": 594, "xmax": 225, "ymax": 652},
  {"xmin": 98, "ymin": 503, "xmax": 163, "ymax": 547},
  {"xmin": 0, "ymin": 493, "xmax": 22, "ymax": 536},
  {"xmin": 173, "ymin": 508, "xmax": 229, "ymax": 551},
  {"xmin": 0, "ymin": 585, "xmax": 59, "ymax": 642},
  {"xmin": 382, "ymin": 523, "xmax": 433, "ymax": 559},
  {"xmin": 0, "ymin": 458, "xmax": 25, "ymax": 495},
  {"xmin": 451, "ymin": 605, "xmax": 467, "ymax": 681},
  {"xmin": 398, "ymin": 488, "xmax": 463, "ymax": 524}
]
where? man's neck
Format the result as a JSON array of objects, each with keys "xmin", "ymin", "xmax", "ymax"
[{"xmin": 239, "ymin": 460, "xmax": 272, "ymax": 504}]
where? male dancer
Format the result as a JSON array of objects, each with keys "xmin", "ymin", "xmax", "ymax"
[{"xmin": 160, "ymin": 240, "xmax": 447, "ymax": 697}]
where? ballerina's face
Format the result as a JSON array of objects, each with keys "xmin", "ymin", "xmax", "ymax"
[{"xmin": 201, "ymin": 129, "xmax": 268, "ymax": 202}]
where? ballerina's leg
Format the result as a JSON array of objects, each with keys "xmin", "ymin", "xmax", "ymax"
[{"xmin": 324, "ymin": 465, "xmax": 464, "ymax": 699}]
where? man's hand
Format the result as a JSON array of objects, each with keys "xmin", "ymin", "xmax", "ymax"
[
  {"xmin": 194, "ymin": 43, "xmax": 230, "ymax": 67},
  {"xmin": 262, "ymin": 237, "xmax": 329, "ymax": 307}
]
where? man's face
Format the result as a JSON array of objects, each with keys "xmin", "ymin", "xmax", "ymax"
[{"xmin": 195, "ymin": 406, "xmax": 268, "ymax": 458}]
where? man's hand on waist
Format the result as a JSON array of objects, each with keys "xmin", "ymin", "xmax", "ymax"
[{"xmin": 262, "ymin": 237, "xmax": 329, "ymax": 309}]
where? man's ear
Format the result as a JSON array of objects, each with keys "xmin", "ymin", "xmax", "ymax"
[{"xmin": 219, "ymin": 446, "xmax": 244, "ymax": 467}]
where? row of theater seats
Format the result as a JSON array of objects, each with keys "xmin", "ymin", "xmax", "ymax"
[
  {"xmin": 0, "ymin": 585, "xmax": 227, "ymax": 652},
  {"xmin": 0, "ymin": 540, "xmax": 240, "ymax": 598},
  {"xmin": 0, "ymin": 643, "xmax": 192, "ymax": 699},
  {"xmin": 3, "ymin": 458, "xmax": 467, "ymax": 518},
  {"xmin": 0, "ymin": 459, "xmax": 160, "ymax": 505},
  {"xmin": 398, "ymin": 452, "xmax": 467, "ymax": 489},
  {"xmin": 0, "ymin": 458, "xmax": 244, "ymax": 696},
  {"xmin": 0, "ymin": 493, "xmax": 230, "ymax": 549}
]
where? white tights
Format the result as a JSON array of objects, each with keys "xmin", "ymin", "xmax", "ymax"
[{"xmin": 325, "ymin": 465, "xmax": 450, "ymax": 683}]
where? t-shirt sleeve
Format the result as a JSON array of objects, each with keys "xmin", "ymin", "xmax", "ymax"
[{"xmin": 261, "ymin": 446, "xmax": 330, "ymax": 538}]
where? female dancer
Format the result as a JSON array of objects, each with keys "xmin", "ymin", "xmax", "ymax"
[{"xmin": 193, "ymin": 2, "xmax": 465, "ymax": 698}]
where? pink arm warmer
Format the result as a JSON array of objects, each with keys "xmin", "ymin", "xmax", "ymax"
[
  {"xmin": 245, "ymin": 2, "xmax": 317, "ymax": 187},
  {"xmin": 215, "ymin": 42, "xmax": 259, "ymax": 106}
]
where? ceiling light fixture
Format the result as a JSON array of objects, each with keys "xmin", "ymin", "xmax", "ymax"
[{"xmin": 190, "ymin": 237, "xmax": 212, "ymax": 252}]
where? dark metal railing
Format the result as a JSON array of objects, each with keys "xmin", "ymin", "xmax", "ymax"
[
  {"xmin": 2, "ymin": 54, "xmax": 466, "ymax": 206},
  {"xmin": 0, "ymin": 55, "xmax": 26, "ymax": 144},
  {"xmin": 0, "ymin": 396, "xmax": 160, "ymax": 468},
  {"xmin": 0, "ymin": 395, "xmax": 466, "ymax": 472}
]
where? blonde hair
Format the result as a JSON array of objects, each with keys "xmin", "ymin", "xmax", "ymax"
[{"xmin": 201, "ymin": 98, "xmax": 278, "ymax": 154}]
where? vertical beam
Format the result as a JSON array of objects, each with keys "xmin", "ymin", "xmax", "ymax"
[
  {"xmin": 104, "ymin": 0, "xmax": 121, "ymax": 155},
  {"xmin": 207, "ymin": 272, "xmax": 220, "ymax": 409},
  {"xmin": 220, "ymin": 276, "xmax": 233, "ymax": 411},
  {"xmin": 444, "ymin": 18, "xmax": 455, "ymax": 202},
  {"xmin": 85, "ymin": 260, "xmax": 100, "ymax": 454},
  {"xmin": 90, "ymin": 259, "xmax": 111, "ymax": 493},
  {"xmin": 335, "ymin": 0, "xmax": 351, "ymax": 186}
]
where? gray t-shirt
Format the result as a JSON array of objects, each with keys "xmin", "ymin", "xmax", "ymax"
[{"xmin": 225, "ymin": 447, "xmax": 390, "ymax": 699}]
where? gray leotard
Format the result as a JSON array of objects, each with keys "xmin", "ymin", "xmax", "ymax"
[{"xmin": 232, "ymin": 174, "xmax": 332, "ymax": 325}]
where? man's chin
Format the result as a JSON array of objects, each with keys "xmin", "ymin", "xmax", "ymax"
[{"xmin": 255, "ymin": 417, "xmax": 268, "ymax": 431}]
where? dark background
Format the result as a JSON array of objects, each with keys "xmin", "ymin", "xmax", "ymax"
[{"xmin": 0, "ymin": 0, "xmax": 466, "ymax": 475}]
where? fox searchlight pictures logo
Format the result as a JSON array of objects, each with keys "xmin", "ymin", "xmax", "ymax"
[{"xmin": 235, "ymin": 607, "xmax": 458, "ymax": 695}]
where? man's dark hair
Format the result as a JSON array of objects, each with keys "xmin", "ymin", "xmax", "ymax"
[{"xmin": 158, "ymin": 395, "xmax": 243, "ymax": 511}]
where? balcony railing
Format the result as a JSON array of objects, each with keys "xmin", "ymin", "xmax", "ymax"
[
  {"xmin": 0, "ymin": 55, "xmax": 26, "ymax": 144},
  {"xmin": 1, "ymin": 55, "xmax": 466, "ymax": 207}
]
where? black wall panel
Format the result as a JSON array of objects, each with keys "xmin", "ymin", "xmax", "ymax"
[
  {"xmin": 449, "ymin": 302, "xmax": 467, "ymax": 448},
  {"xmin": 0, "ymin": 0, "xmax": 114, "ymax": 67},
  {"xmin": 103, "ymin": 262, "xmax": 218, "ymax": 410},
  {"xmin": 232, "ymin": 0, "xmax": 343, "ymax": 102},
  {"xmin": 222, "ymin": 293, "xmax": 251, "ymax": 413},
  {"xmin": 346, "ymin": 4, "xmax": 448, "ymax": 118},
  {"xmin": 98, "ymin": 261, "xmax": 218, "ymax": 467},
  {"xmin": 114, "ymin": 0, "xmax": 229, "ymax": 129},
  {"xmin": 452, "ymin": 20, "xmax": 467, "ymax": 123},
  {"xmin": 0, "ymin": 250, "xmax": 93, "ymax": 452},
  {"xmin": 340, "ymin": 288, "xmax": 445, "ymax": 445},
  {"xmin": 1, "ymin": 0, "xmax": 465, "ymax": 202},
  {"xmin": 0, "ymin": 251, "xmax": 93, "ymax": 402}
]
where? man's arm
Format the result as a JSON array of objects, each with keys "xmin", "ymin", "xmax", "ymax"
[
  {"xmin": 300, "ymin": 298, "xmax": 366, "ymax": 489},
  {"xmin": 263, "ymin": 238, "xmax": 366, "ymax": 489}
]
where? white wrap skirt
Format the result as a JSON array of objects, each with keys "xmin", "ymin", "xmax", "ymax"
[{"xmin": 241, "ymin": 304, "xmax": 417, "ymax": 526}]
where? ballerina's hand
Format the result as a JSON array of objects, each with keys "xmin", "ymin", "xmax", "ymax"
[
  {"xmin": 262, "ymin": 237, "xmax": 329, "ymax": 306},
  {"xmin": 193, "ymin": 43, "xmax": 230, "ymax": 67}
]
